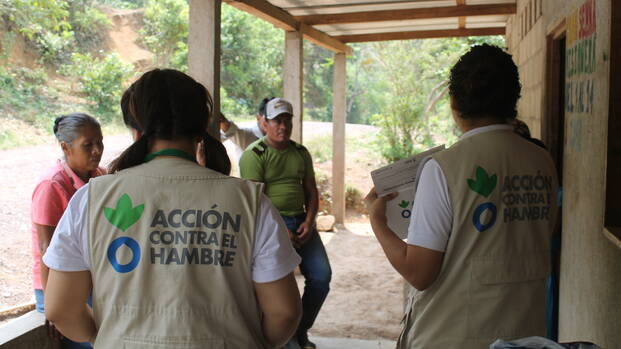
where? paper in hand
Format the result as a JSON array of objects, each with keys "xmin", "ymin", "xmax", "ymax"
[{"xmin": 370, "ymin": 145, "xmax": 445, "ymax": 239}]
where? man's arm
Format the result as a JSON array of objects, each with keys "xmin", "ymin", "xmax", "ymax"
[
  {"xmin": 44, "ymin": 270, "xmax": 97, "ymax": 343},
  {"xmin": 35, "ymin": 224, "xmax": 55, "ymax": 289},
  {"xmin": 254, "ymin": 273, "xmax": 302, "ymax": 347},
  {"xmin": 296, "ymin": 147, "xmax": 319, "ymax": 242},
  {"xmin": 298, "ymin": 175, "xmax": 319, "ymax": 242},
  {"xmin": 220, "ymin": 114, "xmax": 260, "ymax": 150},
  {"xmin": 365, "ymin": 189, "xmax": 444, "ymax": 290}
]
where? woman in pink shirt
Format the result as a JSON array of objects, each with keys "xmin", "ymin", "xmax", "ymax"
[{"xmin": 31, "ymin": 113, "xmax": 105, "ymax": 320}]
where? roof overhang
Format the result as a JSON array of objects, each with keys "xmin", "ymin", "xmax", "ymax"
[{"xmin": 224, "ymin": 0, "xmax": 516, "ymax": 54}]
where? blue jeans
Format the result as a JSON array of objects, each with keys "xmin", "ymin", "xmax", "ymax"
[
  {"xmin": 281, "ymin": 214, "xmax": 332, "ymax": 337},
  {"xmin": 34, "ymin": 289, "xmax": 93, "ymax": 349}
]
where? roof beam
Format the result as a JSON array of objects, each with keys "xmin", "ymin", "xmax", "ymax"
[
  {"xmin": 296, "ymin": 4, "xmax": 516, "ymax": 26},
  {"xmin": 224, "ymin": 0, "xmax": 351, "ymax": 54},
  {"xmin": 301, "ymin": 24, "xmax": 352, "ymax": 55},
  {"xmin": 336, "ymin": 27, "xmax": 506, "ymax": 43},
  {"xmin": 457, "ymin": 0, "xmax": 466, "ymax": 29},
  {"xmin": 224, "ymin": 0, "xmax": 298, "ymax": 31}
]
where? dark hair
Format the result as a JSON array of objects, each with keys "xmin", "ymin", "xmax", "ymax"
[
  {"xmin": 258, "ymin": 97, "xmax": 275, "ymax": 117},
  {"xmin": 202, "ymin": 135, "xmax": 231, "ymax": 175},
  {"xmin": 120, "ymin": 87, "xmax": 141, "ymax": 132},
  {"xmin": 53, "ymin": 113, "xmax": 100, "ymax": 144},
  {"xmin": 449, "ymin": 44, "xmax": 521, "ymax": 120},
  {"xmin": 109, "ymin": 69, "xmax": 231, "ymax": 175}
]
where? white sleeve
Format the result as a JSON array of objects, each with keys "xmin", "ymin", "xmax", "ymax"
[
  {"xmin": 252, "ymin": 194, "xmax": 301, "ymax": 283},
  {"xmin": 407, "ymin": 159, "xmax": 452, "ymax": 252},
  {"xmin": 221, "ymin": 121, "xmax": 259, "ymax": 151},
  {"xmin": 42, "ymin": 185, "xmax": 91, "ymax": 271}
]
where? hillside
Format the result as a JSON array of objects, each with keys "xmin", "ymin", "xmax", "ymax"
[{"xmin": 0, "ymin": 5, "xmax": 153, "ymax": 149}]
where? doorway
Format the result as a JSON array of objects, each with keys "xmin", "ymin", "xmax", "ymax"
[{"xmin": 543, "ymin": 23, "xmax": 566, "ymax": 341}]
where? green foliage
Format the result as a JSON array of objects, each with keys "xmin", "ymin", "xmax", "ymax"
[
  {"xmin": 220, "ymin": 4, "xmax": 283, "ymax": 114},
  {"xmin": 3, "ymin": 0, "xmax": 71, "ymax": 40},
  {"xmin": 70, "ymin": 1, "xmax": 112, "ymax": 51},
  {"xmin": 345, "ymin": 184, "xmax": 364, "ymax": 212},
  {"xmin": 2, "ymin": 0, "xmax": 111, "ymax": 65},
  {"xmin": 169, "ymin": 41, "xmax": 188, "ymax": 72},
  {"xmin": 65, "ymin": 52, "xmax": 133, "ymax": 121},
  {"xmin": 304, "ymin": 42, "xmax": 333, "ymax": 121},
  {"xmin": 0, "ymin": 30, "xmax": 16, "ymax": 61},
  {"xmin": 220, "ymin": 86, "xmax": 251, "ymax": 117},
  {"xmin": 0, "ymin": 65, "xmax": 78, "ymax": 135},
  {"xmin": 140, "ymin": 0, "xmax": 188, "ymax": 67},
  {"xmin": 359, "ymin": 36, "xmax": 505, "ymax": 162},
  {"xmin": 96, "ymin": 0, "xmax": 144, "ymax": 9},
  {"xmin": 5, "ymin": 0, "xmax": 73, "ymax": 64}
]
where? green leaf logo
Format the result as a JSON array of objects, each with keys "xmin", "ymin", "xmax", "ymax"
[
  {"xmin": 104, "ymin": 194, "xmax": 144, "ymax": 232},
  {"xmin": 467, "ymin": 166, "xmax": 497, "ymax": 198},
  {"xmin": 398, "ymin": 200, "xmax": 410, "ymax": 208}
]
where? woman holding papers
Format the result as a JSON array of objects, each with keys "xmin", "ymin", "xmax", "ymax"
[{"xmin": 365, "ymin": 44, "xmax": 558, "ymax": 349}]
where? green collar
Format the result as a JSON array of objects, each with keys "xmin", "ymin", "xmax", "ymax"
[{"xmin": 144, "ymin": 148, "xmax": 196, "ymax": 163}]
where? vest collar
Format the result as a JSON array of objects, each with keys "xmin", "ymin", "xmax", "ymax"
[{"xmin": 460, "ymin": 124, "xmax": 513, "ymax": 140}]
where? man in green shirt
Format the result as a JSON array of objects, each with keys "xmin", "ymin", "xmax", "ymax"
[{"xmin": 240, "ymin": 98, "xmax": 331, "ymax": 349}]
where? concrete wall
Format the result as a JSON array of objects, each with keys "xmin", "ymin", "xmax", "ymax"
[
  {"xmin": 506, "ymin": 0, "xmax": 621, "ymax": 347},
  {"xmin": 0, "ymin": 311, "xmax": 54, "ymax": 348}
]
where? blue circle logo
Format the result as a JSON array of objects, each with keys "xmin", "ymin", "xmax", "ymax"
[
  {"xmin": 107, "ymin": 237, "xmax": 141, "ymax": 273},
  {"xmin": 472, "ymin": 202, "xmax": 497, "ymax": 232}
]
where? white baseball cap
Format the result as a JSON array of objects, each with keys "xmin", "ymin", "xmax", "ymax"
[{"xmin": 265, "ymin": 98, "xmax": 293, "ymax": 119}]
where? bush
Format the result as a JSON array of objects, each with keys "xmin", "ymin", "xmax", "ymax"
[
  {"xmin": 3, "ymin": 0, "xmax": 112, "ymax": 66},
  {"xmin": 65, "ymin": 52, "xmax": 133, "ymax": 121},
  {"xmin": 36, "ymin": 30, "xmax": 74, "ymax": 64},
  {"xmin": 345, "ymin": 184, "xmax": 365, "ymax": 212},
  {"xmin": 70, "ymin": 3, "xmax": 112, "ymax": 52},
  {"xmin": 0, "ymin": 66, "xmax": 71, "ymax": 131},
  {"xmin": 6, "ymin": 0, "xmax": 75, "ymax": 65}
]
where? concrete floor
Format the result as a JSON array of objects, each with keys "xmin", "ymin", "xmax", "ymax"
[{"xmin": 309, "ymin": 337, "xmax": 396, "ymax": 349}]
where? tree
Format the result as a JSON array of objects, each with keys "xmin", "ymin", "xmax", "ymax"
[
  {"xmin": 353, "ymin": 36, "xmax": 505, "ymax": 162},
  {"xmin": 220, "ymin": 3, "xmax": 283, "ymax": 116},
  {"xmin": 140, "ymin": 0, "xmax": 188, "ymax": 67},
  {"xmin": 304, "ymin": 41, "xmax": 333, "ymax": 122}
]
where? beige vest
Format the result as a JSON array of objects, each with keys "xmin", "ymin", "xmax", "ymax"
[
  {"xmin": 398, "ymin": 129, "xmax": 558, "ymax": 349},
  {"xmin": 88, "ymin": 157, "xmax": 268, "ymax": 349}
]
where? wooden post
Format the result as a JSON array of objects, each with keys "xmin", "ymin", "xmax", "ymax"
[
  {"xmin": 188, "ymin": 0, "xmax": 221, "ymax": 138},
  {"xmin": 332, "ymin": 53, "xmax": 346, "ymax": 223},
  {"xmin": 284, "ymin": 31, "xmax": 304, "ymax": 143}
]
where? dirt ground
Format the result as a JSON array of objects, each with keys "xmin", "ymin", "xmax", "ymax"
[{"xmin": 0, "ymin": 122, "xmax": 403, "ymax": 340}]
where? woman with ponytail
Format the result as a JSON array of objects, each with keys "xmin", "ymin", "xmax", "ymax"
[
  {"xmin": 116, "ymin": 73, "xmax": 230, "ymax": 175},
  {"xmin": 31, "ymin": 113, "xmax": 105, "ymax": 348},
  {"xmin": 43, "ymin": 69, "xmax": 302, "ymax": 349}
]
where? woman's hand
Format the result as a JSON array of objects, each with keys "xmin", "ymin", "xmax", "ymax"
[{"xmin": 364, "ymin": 188, "xmax": 398, "ymax": 227}]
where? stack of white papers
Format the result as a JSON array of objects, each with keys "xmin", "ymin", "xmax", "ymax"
[{"xmin": 371, "ymin": 145, "xmax": 445, "ymax": 239}]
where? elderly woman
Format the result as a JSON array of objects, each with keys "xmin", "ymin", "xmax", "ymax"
[
  {"xmin": 31, "ymin": 113, "xmax": 105, "ymax": 348},
  {"xmin": 366, "ymin": 45, "xmax": 559, "ymax": 348}
]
